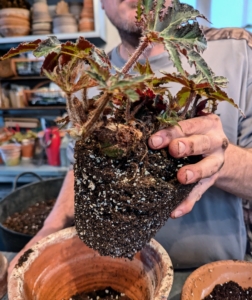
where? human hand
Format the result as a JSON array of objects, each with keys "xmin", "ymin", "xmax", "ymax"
[{"xmin": 148, "ymin": 114, "xmax": 228, "ymax": 218}]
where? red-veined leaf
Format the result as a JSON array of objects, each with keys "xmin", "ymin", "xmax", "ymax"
[{"xmin": 0, "ymin": 39, "xmax": 41, "ymax": 60}]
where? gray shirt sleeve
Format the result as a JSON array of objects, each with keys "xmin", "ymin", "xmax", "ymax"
[
  {"xmin": 238, "ymin": 43, "xmax": 252, "ymax": 148},
  {"xmin": 66, "ymin": 138, "xmax": 76, "ymax": 170}
]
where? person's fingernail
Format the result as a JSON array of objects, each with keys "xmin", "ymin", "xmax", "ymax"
[
  {"xmin": 150, "ymin": 136, "xmax": 163, "ymax": 148},
  {"xmin": 178, "ymin": 141, "xmax": 185, "ymax": 154},
  {"xmin": 174, "ymin": 210, "xmax": 183, "ymax": 218},
  {"xmin": 186, "ymin": 170, "xmax": 194, "ymax": 182}
]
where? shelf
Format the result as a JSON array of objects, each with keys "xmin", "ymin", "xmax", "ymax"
[
  {"xmin": 0, "ymin": 161, "xmax": 68, "ymax": 183},
  {"xmin": 0, "ymin": 32, "xmax": 105, "ymax": 50},
  {"xmin": 0, "ymin": 76, "xmax": 47, "ymax": 81},
  {"xmin": 0, "ymin": 106, "xmax": 66, "ymax": 111},
  {"xmin": 0, "ymin": 0, "xmax": 106, "ymax": 50}
]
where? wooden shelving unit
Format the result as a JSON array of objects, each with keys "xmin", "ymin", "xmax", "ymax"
[{"xmin": 0, "ymin": 0, "xmax": 106, "ymax": 182}]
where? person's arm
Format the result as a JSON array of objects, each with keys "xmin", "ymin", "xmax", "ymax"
[
  {"xmin": 8, "ymin": 169, "xmax": 74, "ymax": 275},
  {"xmin": 148, "ymin": 114, "xmax": 252, "ymax": 218},
  {"xmin": 215, "ymin": 145, "xmax": 252, "ymax": 198}
]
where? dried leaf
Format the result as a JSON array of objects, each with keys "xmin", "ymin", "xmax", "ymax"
[{"xmin": 133, "ymin": 60, "xmax": 154, "ymax": 76}]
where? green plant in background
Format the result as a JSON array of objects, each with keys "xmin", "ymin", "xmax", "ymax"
[{"xmin": 11, "ymin": 131, "xmax": 37, "ymax": 143}]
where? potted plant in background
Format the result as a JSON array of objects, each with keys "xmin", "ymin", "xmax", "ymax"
[
  {"xmin": 1, "ymin": 0, "xmax": 241, "ymax": 298},
  {"xmin": 11, "ymin": 130, "xmax": 37, "ymax": 160}
]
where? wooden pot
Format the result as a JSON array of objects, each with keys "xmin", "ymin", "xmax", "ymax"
[
  {"xmin": 8, "ymin": 227, "xmax": 173, "ymax": 300},
  {"xmin": 181, "ymin": 260, "xmax": 252, "ymax": 300}
]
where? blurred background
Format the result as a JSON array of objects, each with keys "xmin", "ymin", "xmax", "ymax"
[{"xmin": 105, "ymin": 0, "xmax": 252, "ymax": 52}]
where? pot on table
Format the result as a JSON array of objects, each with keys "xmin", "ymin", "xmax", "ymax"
[
  {"xmin": 0, "ymin": 172, "xmax": 64, "ymax": 252},
  {"xmin": 8, "ymin": 227, "xmax": 174, "ymax": 300},
  {"xmin": 181, "ymin": 260, "xmax": 252, "ymax": 300}
]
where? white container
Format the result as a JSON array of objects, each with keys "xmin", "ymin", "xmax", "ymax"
[{"xmin": 0, "ymin": 144, "xmax": 21, "ymax": 166}]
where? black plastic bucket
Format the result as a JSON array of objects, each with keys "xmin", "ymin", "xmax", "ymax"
[{"xmin": 0, "ymin": 172, "xmax": 64, "ymax": 252}]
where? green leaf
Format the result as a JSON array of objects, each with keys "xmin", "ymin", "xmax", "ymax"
[
  {"xmin": 158, "ymin": 3, "xmax": 209, "ymax": 34},
  {"xmin": 153, "ymin": 0, "xmax": 166, "ymax": 29},
  {"xmin": 163, "ymin": 41, "xmax": 184, "ymax": 75},
  {"xmin": 110, "ymin": 75, "xmax": 150, "ymax": 90},
  {"xmin": 177, "ymin": 87, "xmax": 191, "ymax": 108},
  {"xmin": 85, "ymin": 71, "xmax": 107, "ymax": 88},
  {"xmin": 90, "ymin": 47, "xmax": 111, "ymax": 69},
  {"xmin": 188, "ymin": 72, "xmax": 228, "ymax": 89},
  {"xmin": 142, "ymin": 0, "xmax": 154, "ymax": 15},
  {"xmin": 212, "ymin": 76, "xmax": 228, "ymax": 88},
  {"xmin": 206, "ymin": 87, "xmax": 239, "ymax": 108},
  {"xmin": 124, "ymin": 89, "xmax": 140, "ymax": 102},
  {"xmin": 101, "ymin": 144, "xmax": 125, "ymax": 158},
  {"xmin": 187, "ymin": 50, "xmax": 214, "ymax": 88},
  {"xmin": 153, "ymin": 72, "xmax": 189, "ymax": 87},
  {"xmin": 88, "ymin": 60, "xmax": 110, "ymax": 81},
  {"xmin": 33, "ymin": 36, "xmax": 61, "ymax": 58},
  {"xmin": 156, "ymin": 111, "xmax": 183, "ymax": 129},
  {"xmin": 173, "ymin": 22, "xmax": 207, "ymax": 52},
  {"xmin": 0, "ymin": 39, "xmax": 41, "ymax": 60}
]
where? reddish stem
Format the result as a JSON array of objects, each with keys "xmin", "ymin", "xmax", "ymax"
[{"xmin": 121, "ymin": 37, "xmax": 150, "ymax": 74}]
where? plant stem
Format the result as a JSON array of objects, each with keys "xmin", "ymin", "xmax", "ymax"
[
  {"xmin": 190, "ymin": 94, "xmax": 201, "ymax": 118},
  {"xmin": 72, "ymin": 96, "xmax": 87, "ymax": 125},
  {"xmin": 125, "ymin": 98, "xmax": 131, "ymax": 122},
  {"xmin": 66, "ymin": 93, "xmax": 77, "ymax": 124},
  {"xmin": 82, "ymin": 92, "xmax": 109, "ymax": 139},
  {"xmin": 180, "ymin": 92, "xmax": 196, "ymax": 118},
  {"xmin": 130, "ymin": 96, "xmax": 147, "ymax": 119},
  {"xmin": 82, "ymin": 87, "xmax": 88, "ymax": 111},
  {"xmin": 121, "ymin": 37, "xmax": 150, "ymax": 74}
]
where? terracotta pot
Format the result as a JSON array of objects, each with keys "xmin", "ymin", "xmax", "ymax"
[
  {"xmin": 8, "ymin": 227, "xmax": 173, "ymax": 300},
  {"xmin": 0, "ymin": 252, "xmax": 8, "ymax": 299},
  {"xmin": 181, "ymin": 260, "xmax": 252, "ymax": 300},
  {"xmin": 21, "ymin": 139, "xmax": 35, "ymax": 159},
  {"xmin": 79, "ymin": 0, "xmax": 94, "ymax": 31},
  {"xmin": 0, "ymin": 8, "xmax": 30, "ymax": 20}
]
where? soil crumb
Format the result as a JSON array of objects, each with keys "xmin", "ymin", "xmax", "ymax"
[
  {"xmin": 3, "ymin": 199, "xmax": 56, "ymax": 235},
  {"xmin": 68, "ymin": 287, "xmax": 131, "ymax": 300},
  {"xmin": 203, "ymin": 280, "xmax": 252, "ymax": 300},
  {"xmin": 16, "ymin": 248, "xmax": 34, "ymax": 268}
]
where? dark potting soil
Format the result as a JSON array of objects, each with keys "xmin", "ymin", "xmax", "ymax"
[
  {"xmin": 3, "ymin": 199, "xmax": 56, "ymax": 235},
  {"xmin": 74, "ymin": 135, "xmax": 199, "ymax": 259},
  {"xmin": 69, "ymin": 287, "xmax": 131, "ymax": 300},
  {"xmin": 16, "ymin": 248, "xmax": 34, "ymax": 268},
  {"xmin": 203, "ymin": 280, "xmax": 252, "ymax": 300}
]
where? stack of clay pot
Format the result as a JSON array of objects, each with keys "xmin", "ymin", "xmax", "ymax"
[
  {"xmin": 79, "ymin": 0, "xmax": 95, "ymax": 32},
  {"xmin": 0, "ymin": 8, "xmax": 30, "ymax": 37},
  {"xmin": 53, "ymin": 0, "xmax": 78, "ymax": 34},
  {"xmin": 69, "ymin": 2, "xmax": 83, "ymax": 23},
  {"xmin": 31, "ymin": 0, "xmax": 52, "ymax": 35}
]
